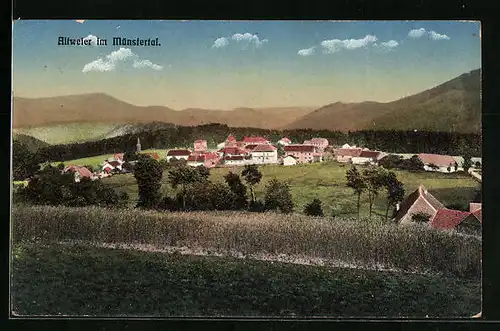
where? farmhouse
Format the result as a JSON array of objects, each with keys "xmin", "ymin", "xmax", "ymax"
[
  {"xmin": 392, "ymin": 184, "xmax": 445, "ymax": 224},
  {"xmin": 187, "ymin": 152, "xmax": 220, "ymax": 168},
  {"xmin": 217, "ymin": 146, "xmax": 248, "ymax": 157},
  {"xmin": 224, "ymin": 134, "xmax": 238, "ymax": 147},
  {"xmin": 194, "ymin": 139, "xmax": 208, "ymax": 152},
  {"xmin": 166, "ymin": 149, "xmax": 191, "ymax": 162},
  {"xmin": 223, "ymin": 155, "xmax": 247, "ymax": 166},
  {"xmin": 282, "ymin": 155, "xmax": 297, "ymax": 166},
  {"xmin": 351, "ymin": 150, "xmax": 381, "ymax": 165},
  {"xmin": 241, "ymin": 136, "xmax": 270, "ymax": 146},
  {"xmin": 102, "ymin": 160, "xmax": 123, "ymax": 173},
  {"xmin": 249, "ymin": 144, "xmax": 278, "ymax": 164},
  {"xmin": 333, "ymin": 148, "xmax": 363, "ymax": 163},
  {"xmin": 304, "ymin": 138, "xmax": 329, "ymax": 151},
  {"xmin": 418, "ymin": 153, "xmax": 458, "ymax": 173},
  {"xmin": 278, "ymin": 137, "xmax": 292, "ymax": 146},
  {"xmin": 113, "ymin": 153, "xmax": 124, "ymax": 162},
  {"xmin": 284, "ymin": 145, "xmax": 323, "ymax": 164},
  {"xmin": 63, "ymin": 165, "xmax": 95, "ymax": 182}
]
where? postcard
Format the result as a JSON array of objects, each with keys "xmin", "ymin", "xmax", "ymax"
[{"xmin": 11, "ymin": 20, "xmax": 482, "ymax": 318}]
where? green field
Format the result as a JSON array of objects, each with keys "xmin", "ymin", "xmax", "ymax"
[
  {"xmin": 14, "ymin": 123, "xmax": 120, "ymax": 145},
  {"xmin": 10, "ymin": 241, "xmax": 480, "ymax": 317},
  {"xmin": 102, "ymin": 162, "xmax": 480, "ymax": 218}
]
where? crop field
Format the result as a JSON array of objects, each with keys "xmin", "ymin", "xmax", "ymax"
[
  {"xmin": 101, "ymin": 162, "xmax": 480, "ymax": 218},
  {"xmin": 11, "ymin": 205, "xmax": 481, "ymax": 317}
]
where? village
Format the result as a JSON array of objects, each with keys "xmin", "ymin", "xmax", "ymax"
[{"xmin": 56, "ymin": 134, "xmax": 482, "ymax": 235}]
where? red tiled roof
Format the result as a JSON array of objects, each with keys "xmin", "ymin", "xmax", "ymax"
[
  {"xmin": 188, "ymin": 152, "xmax": 219, "ymax": 162},
  {"xmin": 472, "ymin": 208, "xmax": 482, "ymax": 222},
  {"xmin": 418, "ymin": 153, "xmax": 456, "ymax": 167},
  {"xmin": 334, "ymin": 148, "xmax": 363, "ymax": 157},
  {"xmin": 393, "ymin": 185, "xmax": 445, "ymax": 223},
  {"xmin": 430, "ymin": 209, "xmax": 472, "ymax": 230},
  {"xmin": 242, "ymin": 136, "xmax": 269, "ymax": 143},
  {"xmin": 284, "ymin": 145, "xmax": 316, "ymax": 152},
  {"xmin": 245, "ymin": 144, "xmax": 258, "ymax": 151},
  {"xmin": 359, "ymin": 150, "xmax": 380, "ymax": 158},
  {"xmin": 252, "ymin": 144, "xmax": 277, "ymax": 152},
  {"xmin": 218, "ymin": 147, "xmax": 248, "ymax": 155},
  {"xmin": 167, "ymin": 149, "xmax": 191, "ymax": 157},
  {"xmin": 226, "ymin": 135, "xmax": 237, "ymax": 142},
  {"xmin": 65, "ymin": 165, "xmax": 93, "ymax": 178}
]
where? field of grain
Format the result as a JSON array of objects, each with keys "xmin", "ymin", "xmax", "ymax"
[{"xmin": 101, "ymin": 162, "xmax": 480, "ymax": 218}]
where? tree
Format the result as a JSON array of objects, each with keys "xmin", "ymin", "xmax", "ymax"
[
  {"xmin": 345, "ymin": 165, "xmax": 366, "ymax": 220},
  {"xmin": 134, "ymin": 156, "xmax": 163, "ymax": 209},
  {"xmin": 463, "ymin": 155, "xmax": 473, "ymax": 173},
  {"xmin": 224, "ymin": 172, "xmax": 248, "ymax": 210},
  {"xmin": 403, "ymin": 155, "xmax": 425, "ymax": 172},
  {"xmin": 167, "ymin": 165, "xmax": 204, "ymax": 210},
  {"xmin": 304, "ymin": 198, "xmax": 324, "ymax": 217},
  {"xmin": 264, "ymin": 179, "xmax": 294, "ymax": 214},
  {"xmin": 277, "ymin": 144, "xmax": 285, "ymax": 157},
  {"xmin": 12, "ymin": 141, "xmax": 41, "ymax": 181},
  {"xmin": 241, "ymin": 164, "xmax": 262, "ymax": 204},
  {"xmin": 362, "ymin": 166, "xmax": 386, "ymax": 219},
  {"xmin": 124, "ymin": 151, "xmax": 139, "ymax": 162},
  {"xmin": 196, "ymin": 165, "xmax": 211, "ymax": 182},
  {"xmin": 378, "ymin": 154, "xmax": 403, "ymax": 170},
  {"xmin": 382, "ymin": 171, "xmax": 405, "ymax": 221}
]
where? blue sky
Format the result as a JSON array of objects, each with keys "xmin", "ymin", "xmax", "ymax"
[{"xmin": 12, "ymin": 20, "xmax": 481, "ymax": 109}]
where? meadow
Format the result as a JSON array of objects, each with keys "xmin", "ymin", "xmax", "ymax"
[
  {"xmin": 101, "ymin": 162, "xmax": 480, "ymax": 218},
  {"xmin": 11, "ymin": 205, "xmax": 481, "ymax": 316},
  {"xmin": 51, "ymin": 149, "xmax": 169, "ymax": 168}
]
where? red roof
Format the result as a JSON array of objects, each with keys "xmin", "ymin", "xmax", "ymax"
[
  {"xmin": 65, "ymin": 165, "xmax": 93, "ymax": 178},
  {"xmin": 252, "ymin": 144, "xmax": 277, "ymax": 152},
  {"xmin": 242, "ymin": 136, "xmax": 269, "ymax": 143},
  {"xmin": 334, "ymin": 148, "xmax": 363, "ymax": 157},
  {"xmin": 218, "ymin": 147, "xmax": 248, "ymax": 155},
  {"xmin": 226, "ymin": 135, "xmax": 237, "ymax": 142},
  {"xmin": 144, "ymin": 152, "xmax": 161, "ymax": 160},
  {"xmin": 108, "ymin": 160, "xmax": 121, "ymax": 167},
  {"xmin": 114, "ymin": 153, "xmax": 124, "ymax": 161},
  {"xmin": 472, "ymin": 208, "xmax": 482, "ymax": 222},
  {"xmin": 245, "ymin": 144, "xmax": 258, "ymax": 151},
  {"xmin": 359, "ymin": 150, "xmax": 380, "ymax": 158},
  {"xmin": 430, "ymin": 209, "xmax": 472, "ymax": 230},
  {"xmin": 188, "ymin": 152, "xmax": 219, "ymax": 162},
  {"xmin": 280, "ymin": 137, "xmax": 291, "ymax": 143},
  {"xmin": 284, "ymin": 145, "xmax": 316, "ymax": 153},
  {"xmin": 194, "ymin": 139, "xmax": 207, "ymax": 144},
  {"xmin": 469, "ymin": 203, "xmax": 482, "ymax": 213},
  {"xmin": 167, "ymin": 149, "xmax": 191, "ymax": 157},
  {"xmin": 418, "ymin": 153, "xmax": 456, "ymax": 167}
]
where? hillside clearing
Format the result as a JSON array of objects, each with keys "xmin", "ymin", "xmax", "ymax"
[{"xmin": 10, "ymin": 241, "xmax": 481, "ymax": 317}]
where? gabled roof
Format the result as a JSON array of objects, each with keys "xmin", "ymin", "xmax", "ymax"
[
  {"xmin": 144, "ymin": 152, "xmax": 161, "ymax": 160},
  {"xmin": 252, "ymin": 144, "xmax": 277, "ymax": 152},
  {"xmin": 334, "ymin": 148, "xmax": 363, "ymax": 157},
  {"xmin": 226, "ymin": 135, "xmax": 237, "ymax": 142},
  {"xmin": 194, "ymin": 139, "xmax": 207, "ymax": 144},
  {"xmin": 470, "ymin": 203, "xmax": 482, "ymax": 213},
  {"xmin": 167, "ymin": 149, "xmax": 191, "ymax": 156},
  {"xmin": 65, "ymin": 165, "xmax": 93, "ymax": 178},
  {"xmin": 245, "ymin": 144, "xmax": 258, "ymax": 151},
  {"xmin": 430, "ymin": 209, "xmax": 473, "ymax": 230},
  {"xmin": 284, "ymin": 144, "xmax": 316, "ymax": 152},
  {"xmin": 418, "ymin": 153, "xmax": 457, "ymax": 167},
  {"xmin": 358, "ymin": 150, "xmax": 380, "ymax": 158},
  {"xmin": 393, "ymin": 185, "xmax": 445, "ymax": 223},
  {"xmin": 218, "ymin": 147, "xmax": 248, "ymax": 155}
]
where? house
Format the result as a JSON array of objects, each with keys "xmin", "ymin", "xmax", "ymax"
[
  {"xmin": 241, "ymin": 136, "xmax": 270, "ymax": 146},
  {"xmin": 224, "ymin": 134, "xmax": 238, "ymax": 147},
  {"xmin": 304, "ymin": 138, "xmax": 329, "ymax": 151},
  {"xmin": 430, "ymin": 209, "xmax": 481, "ymax": 234},
  {"xmin": 102, "ymin": 160, "xmax": 123, "ymax": 173},
  {"xmin": 249, "ymin": 144, "xmax": 278, "ymax": 164},
  {"xmin": 244, "ymin": 144, "xmax": 259, "ymax": 152},
  {"xmin": 166, "ymin": 149, "xmax": 191, "ymax": 162},
  {"xmin": 418, "ymin": 153, "xmax": 458, "ymax": 173},
  {"xmin": 282, "ymin": 155, "xmax": 297, "ymax": 166},
  {"xmin": 63, "ymin": 165, "xmax": 95, "ymax": 182},
  {"xmin": 217, "ymin": 146, "xmax": 248, "ymax": 157},
  {"xmin": 333, "ymin": 148, "xmax": 363, "ymax": 163},
  {"xmin": 284, "ymin": 145, "xmax": 323, "ymax": 164},
  {"xmin": 143, "ymin": 152, "xmax": 161, "ymax": 161},
  {"xmin": 392, "ymin": 184, "xmax": 445, "ymax": 224},
  {"xmin": 223, "ymin": 155, "xmax": 247, "ymax": 166},
  {"xmin": 194, "ymin": 139, "xmax": 208, "ymax": 152},
  {"xmin": 351, "ymin": 150, "xmax": 381, "ymax": 165},
  {"xmin": 278, "ymin": 137, "xmax": 292, "ymax": 146},
  {"xmin": 187, "ymin": 152, "xmax": 220, "ymax": 168},
  {"xmin": 341, "ymin": 144, "xmax": 357, "ymax": 149},
  {"xmin": 114, "ymin": 153, "xmax": 124, "ymax": 162}
]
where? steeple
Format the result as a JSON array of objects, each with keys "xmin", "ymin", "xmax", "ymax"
[{"xmin": 136, "ymin": 138, "xmax": 142, "ymax": 153}]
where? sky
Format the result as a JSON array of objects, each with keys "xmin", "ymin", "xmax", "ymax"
[{"xmin": 12, "ymin": 20, "xmax": 481, "ymax": 109}]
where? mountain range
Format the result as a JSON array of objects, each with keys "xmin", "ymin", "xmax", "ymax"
[{"xmin": 12, "ymin": 69, "xmax": 480, "ymax": 134}]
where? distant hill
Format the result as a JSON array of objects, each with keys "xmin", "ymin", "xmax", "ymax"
[
  {"xmin": 12, "ymin": 133, "xmax": 50, "ymax": 152},
  {"xmin": 12, "ymin": 93, "xmax": 316, "ymax": 130},
  {"xmin": 285, "ymin": 69, "xmax": 481, "ymax": 133}
]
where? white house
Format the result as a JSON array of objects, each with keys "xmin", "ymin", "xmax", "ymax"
[
  {"xmin": 249, "ymin": 144, "xmax": 278, "ymax": 164},
  {"xmin": 166, "ymin": 149, "xmax": 192, "ymax": 162},
  {"xmin": 351, "ymin": 151, "xmax": 381, "ymax": 165},
  {"xmin": 418, "ymin": 153, "xmax": 459, "ymax": 173},
  {"xmin": 342, "ymin": 143, "xmax": 357, "ymax": 149},
  {"xmin": 223, "ymin": 155, "xmax": 247, "ymax": 166},
  {"xmin": 282, "ymin": 155, "xmax": 297, "ymax": 166}
]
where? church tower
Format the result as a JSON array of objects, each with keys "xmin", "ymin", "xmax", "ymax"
[{"xmin": 136, "ymin": 138, "xmax": 142, "ymax": 153}]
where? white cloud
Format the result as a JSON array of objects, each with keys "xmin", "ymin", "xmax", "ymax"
[
  {"xmin": 379, "ymin": 40, "xmax": 399, "ymax": 48},
  {"xmin": 82, "ymin": 34, "xmax": 98, "ymax": 46},
  {"xmin": 297, "ymin": 46, "xmax": 315, "ymax": 56},
  {"xmin": 321, "ymin": 35, "xmax": 377, "ymax": 53},
  {"xmin": 212, "ymin": 37, "xmax": 229, "ymax": 48},
  {"xmin": 82, "ymin": 47, "xmax": 163, "ymax": 73},
  {"xmin": 408, "ymin": 28, "xmax": 450, "ymax": 40},
  {"xmin": 429, "ymin": 31, "xmax": 450, "ymax": 40},
  {"xmin": 408, "ymin": 28, "xmax": 427, "ymax": 38},
  {"xmin": 231, "ymin": 33, "xmax": 268, "ymax": 48}
]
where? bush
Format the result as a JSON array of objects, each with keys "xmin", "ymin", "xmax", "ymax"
[
  {"xmin": 180, "ymin": 181, "xmax": 237, "ymax": 211},
  {"xmin": 304, "ymin": 198, "xmax": 324, "ymax": 217},
  {"xmin": 248, "ymin": 200, "xmax": 266, "ymax": 212},
  {"xmin": 264, "ymin": 179, "xmax": 294, "ymax": 214}
]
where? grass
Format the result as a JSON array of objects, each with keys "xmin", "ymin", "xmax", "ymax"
[
  {"xmin": 101, "ymin": 162, "xmax": 480, "ymax": 218},
  {"xmin": 14, "ymin": 123, "xmax": 119, "ymax": 145},
  {"xmin": 12, "ymin": 205, "xmax": 481, "ymax": 278},
  {"xmin": 10, "ymin": 241, "xmax": 481, "ymax": 317}
]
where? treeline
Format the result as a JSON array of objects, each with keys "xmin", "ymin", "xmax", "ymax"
[{"xmin": 30, "ymin": 124, "xmax": 481, "ymax": 163}]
